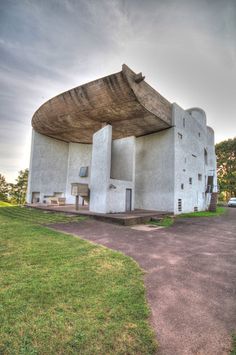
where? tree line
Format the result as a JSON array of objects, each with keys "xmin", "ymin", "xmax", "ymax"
[
  {"xmin": 0, "ymin": 169, "xmax": 29, "ymax": 205},
  {"xmin": 216, "ymin": 137, "xmax": 236, "ymax": 200}
]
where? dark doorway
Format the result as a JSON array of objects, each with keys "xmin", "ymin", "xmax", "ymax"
[{"xmin": 125, "ymin": 189, "xmax": 132, "ymax": 212}]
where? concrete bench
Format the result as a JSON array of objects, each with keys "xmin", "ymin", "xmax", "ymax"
[{"xmin": 49, "ymin": 197, "xmax": 66, "ymax": 206}]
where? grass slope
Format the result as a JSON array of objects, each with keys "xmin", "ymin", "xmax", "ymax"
[
  {"xmin": 0, "ymin": 201, "xmax": 13, "ymax": 207},
  {"xmin": 0, "ymin": 207, "xmax": 156, "ymax": 354}
]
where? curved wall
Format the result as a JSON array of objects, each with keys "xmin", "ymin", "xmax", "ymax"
[{"xmin": 27, "ymin": 130, "xmax": 69, "ymax": 203}]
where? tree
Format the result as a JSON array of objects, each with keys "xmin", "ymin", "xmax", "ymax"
[
  {"xmin": 9, "ymin": 169, "xmax": 29, "ymax": 205},
  {"xmin": 215, "ymin": 137, "xmax": 236, "ymax": 200},
  {"xmin": 0, "ymin": 174, "xmax": 9, "ymax": 201}
]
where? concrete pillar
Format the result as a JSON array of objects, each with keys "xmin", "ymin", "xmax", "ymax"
[{"xmin": 89, "ymin": 125, "xmax": 112, "ymax": 213}]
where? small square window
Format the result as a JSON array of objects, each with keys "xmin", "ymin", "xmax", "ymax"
[
  {"xmin": 189, "ymin": 177, "xmax": 192, "ymax": 185},
  {"xmin": 79, "ymin": 166, "xmax": 88, "ymax": 177}
]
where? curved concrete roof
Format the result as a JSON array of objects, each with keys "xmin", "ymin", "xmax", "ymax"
[{"xmin": 32, "ymin": 64, "xmax": 173, "ymax": 143}]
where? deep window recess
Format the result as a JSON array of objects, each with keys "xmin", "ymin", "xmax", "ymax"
[
  {"xmin": 198, "ymin": 174, "xmax": 202, "ymax": 181},
  {"xmin": 183, "ymin": 118, "xmax": 185, "ymax": 127},
  {"xmin": 189, "ymin": 177, "xmax": 192, "ymax": 185},
  {"xmin": 206, "ymin": 176, "xmax": 214, "ymax": 193},
  {"xmin": 204, "ymin": 149, "xmax": 208, "ymax": 165},
  {"xmin": 192, "ymin": 154, "xmax": 197, "ymax": 158},
  {"xmin": 194, "ymin": 206, "xmax": 198, "ymax": 212},
  {"xmin": 181, "ymin": 183, "xmax": 184, "ymax": 190},
  {"xmin": 178, "ymin": 199, "xmax": 182, "ymax": 212},
  {"xmin": 178, "ymin": 133, "xmax": 183, "ymax": 139},
  {"xmin": 198, "ymin": 132, "xmax": 201, "ymax": 137}
]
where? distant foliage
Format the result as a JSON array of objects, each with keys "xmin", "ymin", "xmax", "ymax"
[
  {"xmin": 0, "ymin": 174, "xmax": 9, "ymax": 201},
  {"xmin": 0, "ymin": 169, "xmax": 29, "ymax": 205},
  {"xmin": 216, "ymin": 137, "xmax": 236, "ymax": 200},
  {"xmin": 8, "ymin": 169, "xmax": 29, "ymax": 205}
]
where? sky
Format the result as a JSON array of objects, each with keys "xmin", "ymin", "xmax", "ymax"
[{"xmin": 0, "ymin": 0, "xmax": 235, "ymax": 182}]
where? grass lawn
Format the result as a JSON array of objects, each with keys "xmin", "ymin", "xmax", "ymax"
[
  {"xmin": 148, "ymin": 216, "xmax": 174, "ymax": 227},
  {"xmin": 147, "ymin": 207, "xmax": 225, "ymax": 228},
  {"xmin": 177, "ymin": 207, "xmax": 226, "ymax": 218},
  {"xmin": 0, "ymin": 206, "xmax": 157, "ymax": 354}
]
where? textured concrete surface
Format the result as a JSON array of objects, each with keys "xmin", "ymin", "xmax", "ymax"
[
  {"xmin": 32, "ymin": 64, "xmax": 172, "ymax": 143},
  {"xmin": 51, "ymin": 208, "xmax": 236, "ymax": 355}
]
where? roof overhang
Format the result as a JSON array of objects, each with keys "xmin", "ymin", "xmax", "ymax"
[{"xmin": 32, "ymin": 64, "xmax": 173, "ymax": 143}]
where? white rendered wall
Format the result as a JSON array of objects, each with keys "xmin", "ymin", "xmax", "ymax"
[
  {"xmin": 90, "ymin": 125, "xmax": 135, "ymax": 213},
  {"xmin": 206, "ymin": 126, "xmax": 217, "ymax": 192},
  {"xmin": 27, "ymin": 130, "xmax": 69, "ymax": 203},
  {"xmin": 65, "ymin": 143, "xmax": 92, "ymax": 204},
  {"xmin": 109, "ymin": 136, "xmax": 135, "ymax": 212},
  {"xmin": 111, "ymin": 137, "xmax": 135, "ymax": 181},
  {"xmin": 108, "ymin": 179, "xmax": 134, "ymax": 213},
  {"xmin": 89, "ymin": 125, "xmax": 112, "ymax": 213},
  {"xmin": 135, "ymin": 129, "xmax": 175, "ymax": 212},
  {"xmin": 173, "ymin": 104, "xmax": 216, "ymax": 213}
]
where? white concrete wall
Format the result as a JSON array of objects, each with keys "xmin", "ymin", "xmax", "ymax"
[
  {"xmin": 108, "ymin": 179, "xmax": 134, "ymax": 213},
  {"xmin": 173, "ymin": 104, "xmax": 216, "ymax": 213},
  {"xmin": 89, "ymin": 125, "xmax": 112, "ymax": 213},
  {"xmin": 27, "ymin": 130, "xmax": 69, "ymax": 203},
  {"xmin": 135, "ymin": 129, "xmax": 175, "ymax": 212},
  {"xmin": 110, "ymin": 136, "xmax": 135, "ymax": 212},
  {"xmin": 89, "ymin": 125, "xmax": 135, "ymax": 213},
  {"xmin": 65, "ymin": 143, "xmax": 92, "ymax": 204},
  {"xmin": 28, "ymin": 106, "xmax": 216, "ymax": 214},
  {"xmin": 111, "ymin": 136, "xmax": 135, "ymax": 181},
  {"xmin": 206, "ymin": 126, "xmax": 217, "ymax": 192}
]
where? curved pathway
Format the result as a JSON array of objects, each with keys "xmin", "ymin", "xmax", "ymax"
[{"xmin": 51, "ymin": 208, "xmax": 236, "ymax": 354}]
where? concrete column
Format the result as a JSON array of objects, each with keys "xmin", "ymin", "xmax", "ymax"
[{"xmin": 89, "ymin": 125, "xmax": 112, "ymax": 213}]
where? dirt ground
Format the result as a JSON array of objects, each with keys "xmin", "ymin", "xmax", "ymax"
[{"xmin": 51, "ymin": 208, "xmax": 236, "ymax": 355}]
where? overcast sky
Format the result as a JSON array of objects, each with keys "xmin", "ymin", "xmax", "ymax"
[{"xmin": 0, "ymin": 0, "xmax": 235, "ymax": 182}]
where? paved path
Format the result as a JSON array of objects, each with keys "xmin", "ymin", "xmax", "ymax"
[{"xmin": 51, "ymin": 208, "xmax": 236, "ymax": 354}]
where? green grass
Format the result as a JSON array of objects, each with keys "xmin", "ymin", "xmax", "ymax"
[
  {"xmin": 177, "ymin": 207, "xmax": 226, "ymax": 218},
  {"xmin": 231, "ymin": 334, "xmax": 236, "ymax": 355},
  {"xmin": 0, "ymin": 201, "xmax": 13, "ymax": 207},
  {"xmin": 0, "ymin": 206, "xmax": 157, "ymax": 354},
  {"xmin": 148, "ymin": 216, "xmax": 174, "ymax": 227},
  {"xmin": 0, "ymin": 205, "xmax": 86, "ymax": 225}
]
